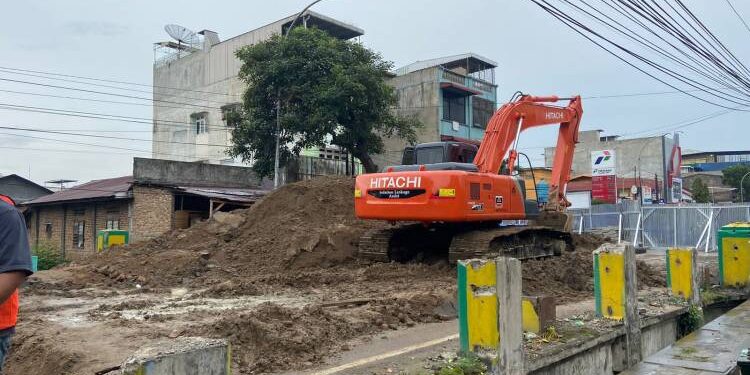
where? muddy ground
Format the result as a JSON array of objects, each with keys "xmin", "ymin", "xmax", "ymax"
[{"xmin": 7, "ymin": 177, "xmax": 665, "ymax": 374}]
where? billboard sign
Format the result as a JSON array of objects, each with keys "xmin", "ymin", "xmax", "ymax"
[
  {"xmin": 643, "ymin": 186, "xmax": 653, "ymax": 204},
  {"xmin": 592, "ymin": 175, "xmax": 617, "ymax": 203},
  {"xmin": 671, "ymin": 177, "xmax": 683, "ymax": 203},
  {"xmin": 591, "ymin": 150, "xmax": 617, "ymax": 203},
  {"xmin": 591, "ymin": 150, "xmax": 616, "ymax": 176}
]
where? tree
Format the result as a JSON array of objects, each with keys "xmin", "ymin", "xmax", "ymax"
[
  {"xmin": 228, "ymin": 27, "xmax": 420, "ymax": 177},
  {"xmin": 723, "ymin": 164, "xmax": 750, "ymax": 201},
  {"xmin": 722, "ymin": 164, "xmax": 750, "ymax": 202},
  {"xmin": 691, "ymin": 178, "xmax": 710, "ymax": 203}
]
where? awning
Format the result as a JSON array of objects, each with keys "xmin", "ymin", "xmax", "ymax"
[{"xmin": 175, "ymin": 186, "xmax": 267, "ymax": 204}]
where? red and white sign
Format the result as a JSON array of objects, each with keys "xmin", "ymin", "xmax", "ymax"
[
  {"xmin": 591, "ymin": 150, "xmax": 617, "ymax": 203},
  {"xmin": 592, "ymin": 175, "xmax": 616, "ymax": 203}
]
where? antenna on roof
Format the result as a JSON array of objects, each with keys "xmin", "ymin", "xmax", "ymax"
[{"xmin": 164, "ymin": 24, "xmax": 200, "ymax": 57}]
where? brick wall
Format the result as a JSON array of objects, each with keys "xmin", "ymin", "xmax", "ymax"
[
  {"xmin": 131, "ymin": 185, "xmax": 174, "ymax": 243},
  {"xmin": 27, "ymin": 200, "xmax": 131, "ymax": 261}
]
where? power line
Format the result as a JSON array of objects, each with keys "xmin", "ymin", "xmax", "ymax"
[
  {"xmin": 0, "ymin": 125, "xmax": 233, "ymax": 148},
  {"xmin": 0, "ymin": 77, "xmax": 224, "ymax": 110},
  {"xmin": 529, "ymin": 0, "xmax": 750, "ymax": 111},
  {"xmin": 0, "ymin": 102, "xmax": 231, "ymax": 132},
  {"xmin": 0, "ymin": 131, "xmax": 202, "ymax": 160},
  {"xmin": 0, "ymin": 65, "xmax": 241, "ymax": 98},
  {"xmin": 724, "ymin": 0, "xmax": 750, "ymax": 36}
]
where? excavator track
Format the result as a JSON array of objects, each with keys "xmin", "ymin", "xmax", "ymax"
[
  {"xmin": 358, "ymin": 228, "xmax": 396, "ymax": 263},
  {"xmin": 447, "ymin": 226, "xmax": 571, "ymax": 263},
  {"xmin": 358, "ymin": 222, "xmax": 573, "ymax": 263}
]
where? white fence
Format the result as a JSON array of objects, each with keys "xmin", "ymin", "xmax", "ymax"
[{"xmin": 569, "ymin": 202, "xmax": 750, "ymax": 251}]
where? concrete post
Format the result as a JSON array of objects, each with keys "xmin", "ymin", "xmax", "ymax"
[
  {"xmin": 495, "ymin": 257, "xmax": 524, "ymax": 375},
  {"xmin": 593, "ymin": 243, "xmax": 641, "ymax": 366},
  {"xmin": 119, "ymin": 338, "xmax": 231, "ymax": 375},
  {"xmin": 666, "ymin": 247, "xmax": 701, "ymax": 305}
]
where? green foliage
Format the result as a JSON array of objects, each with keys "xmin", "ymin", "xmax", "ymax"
[
  {"xmin": 435, "ymin": 354, "xmax": 488, "ymax": 375},
  {"xmin": 722, "ymin": 164, "xmax": 750, "ymax": 202},
  {"xmin": 32, "ymin": 242, "xmax": 66, "ymax": 271},
  {"xmin": 677, "ymin": 305, "xmax": 704, "ymax": 337},
  {"xmin": 691, "ymin": 178, "xmax": 710, "ymax": 203},
  {"xmin": 230, "ymin": 27, "xmax": 421, "ymax": 176}
]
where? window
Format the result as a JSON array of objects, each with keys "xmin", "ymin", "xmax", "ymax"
[
  {"xmin": 44, "ymin": 223, "xmax": 52, "ymax": 240},
  {"xmin": 192, "ymin": 112, "xmax": 208, "ymax": 134},
  {"xmin": 718, "ymin": 154, "xmax": 750, "ymax": 162},
  {"xmin": 106, "ymin": 220, "xmax": 119, "ymax": 230},
  {"xmin": 416, "ymin": 146, "xmax": 445, "ymax": 164},
  {"xmin": 472, "ymin": 97, "xmax": 494, "ymax": 129},
  {"xmin": 221, "ymin": 103, "xmax": 242, "ymax": 128},
  {"xmin": 442, "ymin": 91, "xmax": 466, "ymax": 124},
  {"xmin": 72, "ymin": 221, "xmax": 85, "ymax": 249}
]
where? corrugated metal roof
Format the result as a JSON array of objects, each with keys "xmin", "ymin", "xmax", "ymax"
[
  {"xmin": 25, "ymin": 176, "xmax": 133, "ymax": 205},
  {"xmin": 176, "ymin": 186, "xmax": 267, "ymax": 203},
  {"xmin": 393, "ymin": 53, "xmax": 498, "ymax": 76}
]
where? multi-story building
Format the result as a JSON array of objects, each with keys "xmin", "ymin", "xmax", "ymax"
[
  {"xmin": 152, "ymin": 12, "xmax": 363, "ymax": 164},
  {"xmin": 682, "ymin": 150, "xmax": 750, "ymax": 172},
  {"xmin": 373, "ymin": 53, "xmax": 498, "ymax": 169},
  {"xmin": 544, "ymin": 130, "xmax": 682, "ymax": 200}
]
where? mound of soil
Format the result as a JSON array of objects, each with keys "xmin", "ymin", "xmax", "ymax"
[
  {"xmin": 199, "ymin": 291, "xmax": 452, "ymax": 374},
  {"xmin": 64, "ymin": 176, "xmax": 385, "ymax": 289},
  {"xmin": 522, "ymin": 236, "xmax": 666, "ymax": 303}
]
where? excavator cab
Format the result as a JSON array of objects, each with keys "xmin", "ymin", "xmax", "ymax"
[{"xmin": 400, "ymin": 142, "xmax": 478, "ymax": 166}]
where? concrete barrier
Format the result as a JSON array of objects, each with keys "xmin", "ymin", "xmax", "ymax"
[
  {"xmin": 593, "ymin": 243, "xmax": 641, "ymax": 366},
  {"xmin": 456, "ymin": 258, "xmax": 526, "ymax": 374},
  {"xmin": 119, "ymin": 337, "xmax": 231, "ymax": 375},
  {"xmin": 666, "ymin": 247, "xmax": 700, "ymax": 304}
]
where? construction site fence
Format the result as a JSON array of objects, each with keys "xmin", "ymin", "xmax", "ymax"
[
  {"xmin": 283, "ymin": 155, "xmax": 362, "ymax": 183},
  {"xmin": 569, "ymin": 202, "xmax": 750, "ymax": 252}
]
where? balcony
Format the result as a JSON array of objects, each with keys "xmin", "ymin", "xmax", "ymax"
[{"xmin": 439, "ymin": 68, "xmax": 496, "ymax": 96}]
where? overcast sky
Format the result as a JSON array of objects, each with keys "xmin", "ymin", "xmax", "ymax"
[{"xmin": 1, "ymin": 0, "xmax": 748, "ymax": 185}]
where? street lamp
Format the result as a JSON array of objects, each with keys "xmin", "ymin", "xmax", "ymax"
[
  {"xmin": 740, "ymin": 171, "xmax": 750, "ymax": 202},
  {"xmin": 273, "ymin": 0, "xmax": 325, "ymax": 188}
]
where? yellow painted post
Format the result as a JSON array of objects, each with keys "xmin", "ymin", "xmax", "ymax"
[
  {"xmin": 458, "ymin": 259, "xmax": 497, "ymax": 356},
  {"xmin": 666, "ymin": 248, "xmax": 699, "ymax": 304},
  {"xmin": 718, "ymin": 223, "xmax": 750, "ymax": 288},
  {"xmin": 462, "ymin": 259, "xmax": 499, "ymax": 354},
  {"xmin": 593, "ymin": 246, "xmax": 626, "ymax": 320}
]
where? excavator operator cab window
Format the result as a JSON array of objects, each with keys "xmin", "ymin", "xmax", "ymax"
[{"xmin": 416, "ymin": 146, "xmax": 445, "ymax": 165}]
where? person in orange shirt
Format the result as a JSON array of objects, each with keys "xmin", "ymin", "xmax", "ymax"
[{"xmin": 0, "ymin": 195, "xmax": 33, "ymax": 373}]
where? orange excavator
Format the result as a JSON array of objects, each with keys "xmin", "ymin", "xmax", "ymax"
[{"xmin": 354, "ymin": 94, "xmax": 583, "ymax": 262}]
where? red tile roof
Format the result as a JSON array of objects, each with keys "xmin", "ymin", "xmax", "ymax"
[
  {"xmin": 566, "ymin": 177, "xmax": 661, "ymax": 192},
  {"xmin": 25, "ymin": 176, "xmax": 133, "ymax": 205}
]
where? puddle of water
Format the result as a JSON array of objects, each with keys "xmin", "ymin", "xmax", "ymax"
[{"xmin": 114, "ymin": 295, "xmax": 310, "ymax": 320}]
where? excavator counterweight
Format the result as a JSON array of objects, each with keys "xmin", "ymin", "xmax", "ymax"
[{"xmin": 354, "ymin": 94, "xmax": 583, "ymax": 262}]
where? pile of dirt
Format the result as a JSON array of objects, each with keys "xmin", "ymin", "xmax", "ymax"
[
  {"xmin": 64, "ymin": 176, "xmax": 384, "ymax": 289},
  {"xmin": 522, "ymin": 235, "xmax": 666, "ymax": 303},
  {"xmin": 195, "ymin": 291, "xmax": 453, "ymax": 374}
]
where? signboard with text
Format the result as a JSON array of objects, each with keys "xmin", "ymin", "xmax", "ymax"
[
  {"xmin": 591, "ymin": 150, "xmax": 617, "ymax": 203},
  {"xmin": 591, "ymin": 150, "xmax": 616, "ymax": 176},
  {"xmin": 671, "ymin": 177, "xmax": 683, "ymax": 203}
]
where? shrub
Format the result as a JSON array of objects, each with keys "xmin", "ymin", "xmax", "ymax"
[{"xmin": 32, "ymin": 242, "xmax": 67, "ymax": 271}]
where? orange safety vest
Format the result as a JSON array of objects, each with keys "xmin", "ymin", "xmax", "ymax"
[{"xmin": 0, "ymin": 194, "xmax": 20, "ymax": 330}]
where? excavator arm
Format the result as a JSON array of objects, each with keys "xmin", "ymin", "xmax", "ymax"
[{"xmin": 473, "ymin": 95, "xmax": 583, "ymax": 210}]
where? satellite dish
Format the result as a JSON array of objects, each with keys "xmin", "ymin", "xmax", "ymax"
[{"xmin": 165, "ymin": 24, "xmax": 197, "ymax": 44}]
